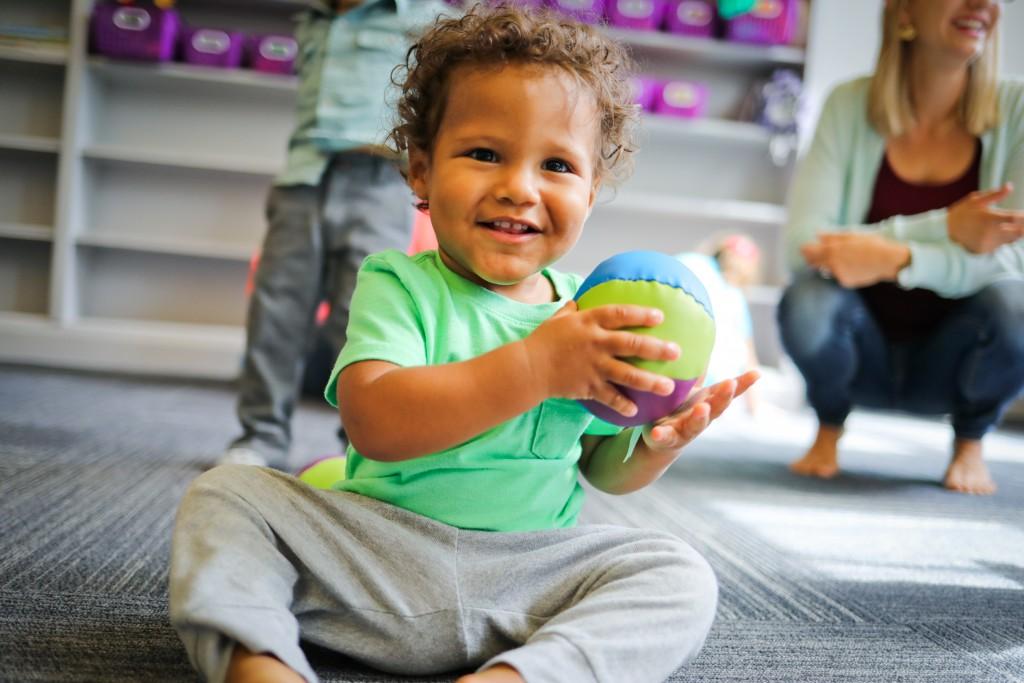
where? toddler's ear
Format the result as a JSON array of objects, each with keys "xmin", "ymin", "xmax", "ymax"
[{"xmin": 407, "ymin": 145, "xmax": 431, "ymax": 201}]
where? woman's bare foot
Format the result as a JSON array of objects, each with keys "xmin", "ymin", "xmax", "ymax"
[
  {"xmin": 944, "ymin": 438, "xmax": 996, "ymax": 495},
  {"xmin": 789, "ymin": 424, "xmax": 842, "ymax": 479},
  {"xmin": 226, "ymin": 646, "xmax": 305, "ymax": 683},
  {"xmin": 456, "ymin": 664, "xmax": 525, "ymax": 683}
]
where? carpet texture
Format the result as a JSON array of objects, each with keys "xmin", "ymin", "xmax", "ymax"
[{"xmin": 1, "ymin": 363, "xmax": 1023, "ymax": 682}]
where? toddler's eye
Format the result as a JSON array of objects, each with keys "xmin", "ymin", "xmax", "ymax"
[
  {"xmin": 467, "ymin": 148, "xmax": 497, "ymax": 163},
  {"xmin": 543, "ymin": 158, "xmax": 573, "ymax": 173}
]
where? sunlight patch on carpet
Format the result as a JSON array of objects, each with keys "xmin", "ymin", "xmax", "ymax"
[{"xmin": 712, "ymin": 501, "xmax": 1024, "ymax": 590}]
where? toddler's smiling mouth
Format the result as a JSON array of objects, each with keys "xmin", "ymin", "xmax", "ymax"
[{"xmin": 480, "ymin": 218, "xmax": 541, "ymax": 235}]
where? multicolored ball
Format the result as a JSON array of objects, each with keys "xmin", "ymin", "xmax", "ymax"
[{"xmin": 574, "ymin": 250, "xmax": 715, "ymax": 427}]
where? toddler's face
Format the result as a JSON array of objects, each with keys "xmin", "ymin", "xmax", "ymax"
[{"xmin": 408, "ymin": 63, "xmax": 602, "ymax": 302}]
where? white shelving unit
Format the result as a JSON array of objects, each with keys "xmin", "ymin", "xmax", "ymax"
[{"xmin": 0, "ymin": 0, "xmax": 810, "ymax": 377}]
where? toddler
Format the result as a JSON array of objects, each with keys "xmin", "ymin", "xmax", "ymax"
[{"xmin": 170, "ymin": 6, "xmax": 758, "ymax": 683}]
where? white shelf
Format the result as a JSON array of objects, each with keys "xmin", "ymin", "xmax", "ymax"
[
  {"xmin": 0, "ymin": 311, "xmax": 245, "ymax": 379},
  {"xmin": 0, "ymin": 133, "xmax": 60, "ymax": 154},
  {"xmin": 0, "ymin": 222, "xmax": 52, "ymax": 241},
  {"xmin": 83, "ymin": 144, "xmax": 281, "ymax": 177},
  {"xmin": 191, "ymin": 2, "xmax": 804, "ymax": 67},
  {"xmin": 0, "ymin": 42, "xmax": 68, "ymax": 66},
  {"xmin": 78, "ymin": 231, "xmax": 253, "ymax": 262},
  {"xmin": 606, "ymin": 27, "xmax": 805, "ymax": 67},
  {"xmin": 604, "ymin": 191, "xmax": 787, "ymax": 227},
  {"xmin": 641, "ymin": 115, "xmax": 770, "ymax": 145},
  {"xmin": 88, "ymin": 56, "xmax": 299, "ymax": 92}
]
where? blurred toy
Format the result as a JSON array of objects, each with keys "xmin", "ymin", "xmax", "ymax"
[
  {"xmin": 740, "ymin": 68, "xmax": 802, "ymax": 165},
  {"xmin": 91, "ymin": 0, "xmax": 180, "ymax": 62},
  {"xmin": 608, "ymin": 0, "xmax": 668, "ymax": 31},
  {"xmin": 664, "ymin": 0, "xmax": 716, "ymax": 38},
  {"xmin": 654, "ymin": 79, "xmax": 708, "ymax": 118},
  {"xmin": 574, "ymin": 251, "xmax": 716, "ymax": 427},
  {"xmin": 548, "ymin": 0, "xmax": 606, "ymax": 23},
  {"xmin": 715, "ymin": 0, "xmax": 754, "ymax": 19},
  {"xmin": 181, "ymin": 27, "xmax": 245, "ymax": 69},
  {"xmin": 724, "ymin": 0, "xmax": 798, "ymax": 45},
  {"xmin": 296, "ymin": 456, "xmax": 347, "ymax": 489},
  {"xmin": 677, "ymin": 234, "xmax": 762, "ymax": 413},
  {"xmin": 715, "ymin": 234, "xmax": 762, "ymax": 289},
  {"xmin": 629, "ymin": 75, "xmax": 662, "ymax": 112},
  {"xmin": 247, "ymin": 34, "xmax": 298, "ymax": 74}
]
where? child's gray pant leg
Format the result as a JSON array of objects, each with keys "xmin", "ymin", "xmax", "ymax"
[
  {"xmin": 169, "ymin": 466, "xmax": 320, "ymax": 682},
  {"xmin": 467, "ymin": 525, "xmax": 718, "ymax": 683},
  {"xmin": 169, "ymin": 465, "xmax": 468, "ymax": 682}
]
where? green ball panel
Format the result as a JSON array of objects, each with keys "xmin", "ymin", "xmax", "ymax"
[
  {"xmin": 576, "ymin": 279, "xmax": 715, "ymax": 378},
  {"xmin": 298, "ymin": 457, "xmax": 348, "ymax": 490}
]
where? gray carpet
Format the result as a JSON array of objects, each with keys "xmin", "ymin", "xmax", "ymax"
[{"xmin": 2, "ymin": 363, "xmax": 1023, "ymax": 682}]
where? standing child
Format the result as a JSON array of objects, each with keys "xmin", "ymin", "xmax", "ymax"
[
  {"xmin": 222, "ymin": 0, "xmax": 450, "ymax": 469},
  {"xmin": 171, "ymin": 6, "xmax": 758, "ymax": 683}
]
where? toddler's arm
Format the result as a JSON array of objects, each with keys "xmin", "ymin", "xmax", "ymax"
[{"xmin": 337, "ymin": 302, "xmax": 680, "ymax": 461}]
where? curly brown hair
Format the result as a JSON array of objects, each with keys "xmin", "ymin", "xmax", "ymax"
[{"xmin": 388, "ymin": 3, "xmax": 639, "ymax": 184}]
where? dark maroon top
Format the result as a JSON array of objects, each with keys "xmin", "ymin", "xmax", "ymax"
[{"xmin": 857, "ymin": 140, "xmax": 981, "ymax": 342}]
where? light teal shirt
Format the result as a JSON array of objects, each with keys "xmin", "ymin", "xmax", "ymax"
[
  {"xmin": 276, "ymin": 0, "xmax": 451, "ymax": 187},
  {"xmin": 323, "ymin": 250, "xmax": 620, "ymax": 532},
  {"xmin": 786, "ymin": 77, "xmax": 1024, "ymax": 297}
]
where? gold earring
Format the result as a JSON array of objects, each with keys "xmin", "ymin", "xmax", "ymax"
[{"xmin": 898, "ymin": 24, "xmax": 917, "ymax": 41}]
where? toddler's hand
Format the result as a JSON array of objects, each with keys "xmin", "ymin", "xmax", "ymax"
[
  {"xmin": 642, "ymin": 370, "xmax": 760, "ymax": 452},
  {"xmin": 523, "ymin": 300, "xmax": 681, "ymax": 418}
]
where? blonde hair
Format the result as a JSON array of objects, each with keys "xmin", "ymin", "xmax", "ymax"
[{"xmin": 868, "ymin": 0, "xmax": 1000, "ymax": 137}]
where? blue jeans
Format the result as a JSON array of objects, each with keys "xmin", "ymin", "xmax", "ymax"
[{"xmin": 777, "ymin": 273, "xmax": 1024, "ymax": 440}]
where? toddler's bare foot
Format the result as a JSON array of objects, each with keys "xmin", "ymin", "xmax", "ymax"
[
  {"xmin": 943, "ymin": 439, "xmax": 996, "ymax": 495},
  {"xmin": 789, "ymin": 425, "xmax": 842, "ymax": 479},
  {"xmin": 227, "ymin": 646, "xmax": 305, "ymax": 683},
  {"xmin": 457, "ymin": 664, "xmax": 525, "ymax": 683}
]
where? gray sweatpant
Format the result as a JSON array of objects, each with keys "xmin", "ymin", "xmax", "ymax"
[
  {"xmin": 232, "ymin": 153, "xmax": 414, "ymax": 466},
  {"xmin": 169, "ymin": 466, "xmax": 719, "ymax": 683}
]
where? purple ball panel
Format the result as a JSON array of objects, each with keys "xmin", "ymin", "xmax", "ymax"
[{"xmin": 579, "ymin": 377, "xmax": 698, "ymax": 427}]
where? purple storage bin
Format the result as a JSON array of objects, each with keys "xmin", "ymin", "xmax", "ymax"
[
  {"xmin": 629, "ymin": 75, "xmax": 662, "ymax": 112},
  {"xmin": 488, "ymin": 0, "xmax": 548, "ymax": 9},
  {"xmin": 725, "ymin": 0, "xmax": 798, "ymax": 45},
  {"xmin": 549, "ymin": 0, "xmax": 605, "ymax": 24},
  {"xmin": 91, "ymin": 1, "xmax": 180, "ymax": 62},
  {"xmin": 664, "ymin": 0, "xmax": 716, "ymax": 37},
  {"xmin": 608, "ymin": 0, "xmax": 667, "ymax": 31},
  {"xmin": 248, "ymin": 34, "xmax": 298, "ymax": 74},
  {"xmin": 182, "ymin": 27, "xmax": 245, "ymax": 68},
  {"xmin": 654, "ymin": 79, "xmax": 707, "ymax": 118}
]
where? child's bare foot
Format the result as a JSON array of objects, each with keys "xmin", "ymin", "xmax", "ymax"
[
  {"xmin": 227, "ymin": 646, "xmax": 305, "ymax": 683},
  {"xmin": 789, "ymin": 424, "xmax": 842, "ymax": 479},
  {"xmin": 943, "ymin": 438, "xmax": 996, "ymax": 495},
  {"xmin": 456, "ymin": 664, "xmax": 525, "ymax": 683}
]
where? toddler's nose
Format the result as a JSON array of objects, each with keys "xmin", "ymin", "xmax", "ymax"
[{"xmin": 496, "ymin": 164, "xmax": 540, "ymax": 205}]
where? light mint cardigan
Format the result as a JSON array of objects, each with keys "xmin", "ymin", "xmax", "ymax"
[{"xmin": 785, "ymin": 76, "xmax": 1024, "ymax": 297}]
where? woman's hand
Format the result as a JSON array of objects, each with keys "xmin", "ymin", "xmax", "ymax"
[
  {"xmin": 641, "ymin": 371, "xmax": 760, "ymax": 452},
  {"xmin": 801, "ymin": 232, "xmax": 910, "ymax": 288},
  {"xmin": 947, "ymin": 183, "xmax": 1024, "ymax": 254},
  {"xmin": 522, "ymin": 301, "xmax": 680, "ymax": 419}
]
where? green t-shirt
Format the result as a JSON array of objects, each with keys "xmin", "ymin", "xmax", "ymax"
[{"xmin": 324, "ymin": 249, "xmax": 620, "ymax": 531}]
